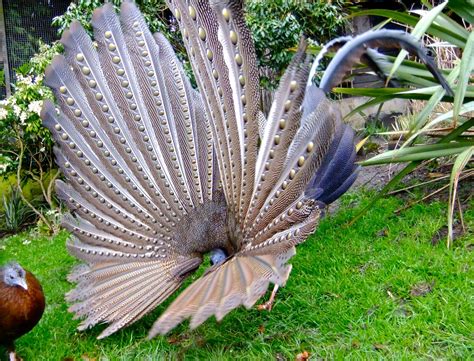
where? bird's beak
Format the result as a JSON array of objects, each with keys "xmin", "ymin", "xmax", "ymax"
[{"xmin": 17, "ymin": 278, "xmax": 28, "ymax": 290}]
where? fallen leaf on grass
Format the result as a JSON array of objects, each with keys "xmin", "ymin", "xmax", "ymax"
[
  {"xmin": 373, "ymin": 343, "xmax": 387, "ymax": 351},
  {"xmin": 386, "ymin": 289, "xmax": 396, "ymax": 300},
  {"xmin": 167, "ymin": 335, "xmax": 180, "ymax": 344},
  {"xmin": 428, "ymin": 172, "xmax": 445, "ymax": 178},
  {"xmin": 295, "ymin": 351, "xmax": 310, "ymax": 361},
  {"xmin": 168, "ymin": 334, "xmax": 189, "ymax": 345},
  {"xmin": 376, "ymin": 228, "xmax": 389, "ymax": 237},
  {"xmin": 81, "ymin": 355, "xmax": 97, "ymax": 361},
  {"xmin": 410, "ymin": 282, "xmax": 434, "ymax": 297},
  {"xmin": 275, "ymin": 353, "xmax": 286, "ymax": 361}
]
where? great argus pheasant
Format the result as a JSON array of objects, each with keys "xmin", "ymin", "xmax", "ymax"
[{"xmin": 41, "ymin": 0, "xmax": 452, "ymax": 339}]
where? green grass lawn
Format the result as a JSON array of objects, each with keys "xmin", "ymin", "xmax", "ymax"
[{"xmin": 1, "ymin": 191, "xmax": 473, "ymax": 360}]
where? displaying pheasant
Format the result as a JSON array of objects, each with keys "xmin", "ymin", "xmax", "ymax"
[
  {"xmin": 41, "ymin": 0, "xmax": 451, "ymax": 339},
  {"xmin": 0, "ymin": 263, "xmax": 45, "ymax": 361}
]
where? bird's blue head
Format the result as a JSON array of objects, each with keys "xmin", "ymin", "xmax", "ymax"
[
  {"xmin": 3, "ymin": 262, "xmax": 28, "ymax": 290},
  {"xmin": 210, "ymin": 248, "xmax": 227, "ymax": 266}
]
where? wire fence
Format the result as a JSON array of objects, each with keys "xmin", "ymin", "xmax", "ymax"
[{"xmin": 1, "ymin": 0, "xmax": 69, "ymax": 98}]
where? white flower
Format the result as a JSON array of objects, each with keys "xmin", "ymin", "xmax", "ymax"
[
  {"xmin": 17, "ymin": 74, "xmax": 33, "ymax": 86},
  {"xmin": 13, "ymin": 104, "xmax": 21, "ymax": 116},
  {"xmin": 28, "ymin": 100, "xmax": 43, "ymax": 116},
  {"xmin": 19, "ymin": 111, "xmax": 28, "ymax": 124},
  {"xmin": 22, "ymin": 239, "xmax": 31, "ymax": 245},
  {"xmin": 0, "ymin": 163, "xmax": 7, "ymax": 172},
  {"xmin": 46, "ymin": 209, "xmax": 58, "ymax": 216},
  {"xmin": 40, "ymin": 147, "xmax": 45, "ymax": 152},
  {"xmin": 35, "ymin": 74, "xmax": 44, "ymax": 83},
  {"xmin": 0, "ymin": 108, "xmax": 8, "ymax": 120}
]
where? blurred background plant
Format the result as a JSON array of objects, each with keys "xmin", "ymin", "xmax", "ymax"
[
  {"xmin": 246, "ymin": 0, "xmax": 344, "ymax": 88},
  {"xmin": 328, "ymin": 1, "xmax": 473, "ymax": 247},
  {"xmin": 0, "ymin": 186, "xmax": 35, "ymax": 236},
  {"xmin": 0, "ymin": 41, "xmax": 62, "ymax": 233},
  {"xmin": 246, "ymin": 0, "xmax": 344, "ymax": 112}
]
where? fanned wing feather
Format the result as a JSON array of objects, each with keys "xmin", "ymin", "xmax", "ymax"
[
  {"xmin": 168, "ymin": 0, "xmax": 236, "ymax": 210},
  {"xmin": 209, "ymin": 0, "xmax": 260, "ymax": 221},
  {"xmin": 306, "ymin": 124, "xmax": 359, "ymax": 204},
  {"xmin": 245, "ymin": 87, "xmax": 339, "ymax": 239},
  {"xmin": 149, "ymin": 247, "xmax": 296, "ymax": 337},
  {"xmin": 66, "ymin": 258, "xmax": 200, "ymax": 339},
  {"xmin": 91, "ymin": 3, "xmax": 190, "ymax": 211},
  {"xmin": 42, "ymin": 0, "xmax": 211, "ymax": 337}
]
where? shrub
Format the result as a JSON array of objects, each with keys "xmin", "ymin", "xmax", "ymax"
[
  {"xmin": 337, "ymin": 1, "xmax": 473, "ymax": 246},
  {"xmin": 1, "ymin": 186, "xmax": 35, "ymax": 234},
  {"xmin": 246, "ymin": 0, "xmax": 345, "ymax": 89},
  {"xmin": 0, "ymin": 41, "xmax": 62, "ymax": 177},
  {"xmin": 0, "ymin": 42, "xmax": 62, "ymax": 232}
]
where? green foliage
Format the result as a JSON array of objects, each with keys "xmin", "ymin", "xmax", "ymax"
[
  {"xmin": 341, "ymin": 2, "xmax": 473, "ymax": 245},
  {"xmin": 0, "ymin": 69, "xmax": 5, "ymax": 87},
  {"xmin": 246, "ymin": 0, "xmax": 344, "ymax": 88},
  {"xmin": 1, "ymin": 191, "xmax": 473, "ymax": 358},
  {"xmin": 1, "ymin": 186, "xmax": 35, "ymax": 233},
  {"xmin": 0, "ymin": 42, "xmax": 62, "ymax": 176}
]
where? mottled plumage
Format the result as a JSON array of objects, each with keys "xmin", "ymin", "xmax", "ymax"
[{"xmin": 41, "ymin": 0, "xmax": 451, "ymax": 339}]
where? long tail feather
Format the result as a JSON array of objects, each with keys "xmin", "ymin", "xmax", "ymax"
[
  {"xmin": 316, "ymin": 30, "xmax": 454, "ymax": 95},
  {"xmin": 244, "ymin": 40, "xmax": 310, "ymax": 237}
]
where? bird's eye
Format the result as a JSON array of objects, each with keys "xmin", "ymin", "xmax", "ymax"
[{"xmin": 9, "ymin": 275, "xmax": 14, "ymax": 279}]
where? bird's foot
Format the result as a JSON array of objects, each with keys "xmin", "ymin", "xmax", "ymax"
[
  {"xmin": 257, "ymin": 300, "xmax": 274, "ymax": 311},
  {"xmin": 257, "ymin": 284, "xmax": 279, "ymax": 311}
]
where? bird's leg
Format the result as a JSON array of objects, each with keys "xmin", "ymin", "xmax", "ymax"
[
  {"xmin": 257, "ymin": 284, "xmax": 280, "ymax": 311},
  {"xmin": 8, "ymin": 344, "xmax": 21, "ymax": 361}
]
